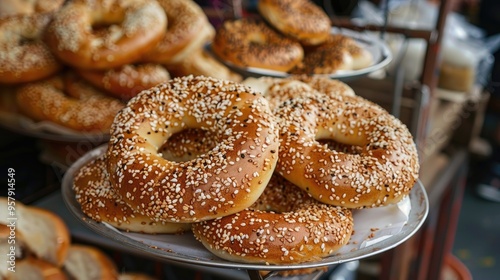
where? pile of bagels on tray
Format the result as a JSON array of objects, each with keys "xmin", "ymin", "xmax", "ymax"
[
  {"xmin": 212, "ymin": 0, "xmax": 374, "ymax": 74},
  {"xmin": 0, "ymin": 0, "xmax": 241, "ymax": 133},
  {"xmin": 73, "ymin": 73, "xmax": 420, "ymax": 266},
  {"xmin": 0, "ymin": 197, "xmax": 156, "ymax": 280}
]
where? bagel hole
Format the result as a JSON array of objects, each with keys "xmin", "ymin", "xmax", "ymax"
[
  {"xmin": 158, "ymin": 128, "xmax": 217, "ymax": 162},
  {"xmin": 19, "ymin": 36, "xmax": 36, "ymax": 46},
  {"xmin": 248, "ymin": 33, "xmax": 267, "ymax": 45},
  {"xmin": 91, "ymin": 14, "xmax": 124, "ymax": 36},
  {"xmin": 318, "ymin": 139, "xmax": 362, "ymax": 154}
]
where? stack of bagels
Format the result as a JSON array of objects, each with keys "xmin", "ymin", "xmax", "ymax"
[
  {"xmin": 0, "ymin": 0, "xmax": 241, "ymax": 133},
  {"xmin": 212, "ymin": 0, "xmax": 374, "ymax": 74},
  {"xmin": 72, "ymin": 74, "xmax": 420, "ymax": 268},
  {"xmin": 0, "ymin": 197, "xmax": 156, "ymax": 280}
]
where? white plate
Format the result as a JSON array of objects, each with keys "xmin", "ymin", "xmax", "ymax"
[
  {"xmin": 207, "ymin": 28, "xmax": 392, "ymax": 81},
  {"xmin": 62, "ymin": 145, "xmax": 428, "ymax": 271}
]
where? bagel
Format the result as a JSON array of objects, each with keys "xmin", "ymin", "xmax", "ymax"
[
  {"xmin": 212, "ymin": 18, "xmax": 304, "ymax": 72},
  {"xmin": 15, "ymin": 74, "xmax": 124, "ymax": 133},
  {"xmin": 106, "ymin": 75, "xmax": 280, "ymax": 223},
  {"xmin": 316, "ymin": 34, "xmax": 373, "ymax": 70},
  {"xmin": 258, "ymin": 0, "xmax": 331, "ymax": 46},
  {"xmin": 274, "ymin": 91, "xmax": 419, "ymax": 208},
  {"xmin": 0, "ymin": 12, "xmax": 62, "ymax": 84},
  {"xmin": 242, "ymin": 76, "xmax": 355, "ymax": 109},
  {"xmin": 291, "ymin": 45, "xmax": 353, "ymax": 74},
  {"xmin": 166, "ymin": 49, "xmax": 242, "ymax": 82},
  {"xmin": 142, "ymin": 0, "xmax": 215, "ymax": 65},
  {"xmin": 45, "ymin": 0, "xmax": 167, "ymax": 69},
  {"xmin": 76, "ymin": 63, "xmax": 171, "ymax": 101},
  {"xmin": 192, "ymin": 174, "xmax": 353, "ymax": 264},
  {"xmin": 73, "ymin": 155, "xmax": 191, "ymax": 233}
]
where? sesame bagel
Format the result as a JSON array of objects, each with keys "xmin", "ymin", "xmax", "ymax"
[
  {"xmin": 274, "ymin": 91, "xmax": 419, "ymax": 208},
  {"xmin": 192, "ymin": 174, "xmax": 353, "ymax": 264},
  {"xmin": 106, "ymin": 75, "xmax": 280, "ymax": 223},
  {"xmin": 73, "ymin": 155, "xmax": 191, "ymax": 234},
  {"xmin": 44, "ymin": 0, "xmax": 167, "ymax": 69},
  {"xmin": 258, "ymin": 0, "xmax": 331, "ymax": 46},
  {"xmin": 142, "ymin": 0, "xmax": 214, "ymax": 65},
  {"xmin": 0, "ymin": 12, "xmax": 62, "ymax": 84},
  {"xmin": 212, "ymin": 18, "xmax": 304, "ymax": 72},
  {"xmin": 76, "ymin": 63, "xmax": 171, "ymax": 101},
  {"xmin": 315, "ymin": 34, "xmax": 373, "ymax": 70},
  {"xmin": 15, "ymin": 74, "xmax": 124, "ymax": 133}
]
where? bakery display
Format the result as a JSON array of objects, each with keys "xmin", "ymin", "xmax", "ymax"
[{"xmin": 0, "ymin": 0, "xmax": 428, "ymax": 276}]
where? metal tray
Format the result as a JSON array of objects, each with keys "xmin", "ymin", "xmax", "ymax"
[
  {"xmin": 207, "ymin": 28, "xmax": 392, "ymax": 81},
  {"xmin": 62, "ymin": 145, "xmax": 428, "ymax": 271}
]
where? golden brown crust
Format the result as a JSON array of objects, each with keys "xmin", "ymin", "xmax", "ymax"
[
  {"xmin": 76, "ymin": 63, "xmax": 171, "ymax": 101},
  {"xmin": 0, "ymin": 12, "xmax": 62, "ymax": 84},
  {"xmin": 192, "ymin": 174, "xmax": 353, "ymax": 264},
  {"xmin": 274, "ymin": 92, "xmax": 419, "ymax": 208},
  {"xmin": 44, "ymin": 0, "xmax": 167, "ymax": 69},
  {"xmin": 64, "ymin": 245, "xmax": 119, "ymax": 280},
  {"xmin": 212, "ymin": 18, "xmax": 304, "ymax": 72},
  {"xmin": 315, "ymin": 34, "xmax": 373, "ymax": 70},
  {"xmin": 258, "ymin": 0, "xmax": 331, "ymax": 46},
  {"xmin": 7, "ymin": 258, "xmax": 68, "ymax": 280},
  {"xmin": 118, "ymin": 272, "xmax": 157, "ymax": 280},
  {"xmin": 73, "ymin": 155, "xmax": 191, "ymax": 233},
  {"xmin": 15, "ymin": 74, "xmax": 125, "ymax": 133},
  {"xmin": 291, "ymin": 45, "xmax": 353, "ymax": 74},
  {"xmin": 287, "ymin": 75, "xmax": 355, "ymax": 97},
  {"xmin": 166, "ymin": 49, "xmax": 242, "ymax": 82},
  {"xmin": 242, "ymin": 76, "xmax": 355, "ymax": 109},
  {"xmin": 142, "ymin": 0, "xmax": 214, "ymax": 64},
  {"xmin": 0, "ymin": 0, "xmax": 64, "ymax": 18},
  {"xmin": 106, "ymin": 75, "xmax": 280, "ymax": 223}
]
